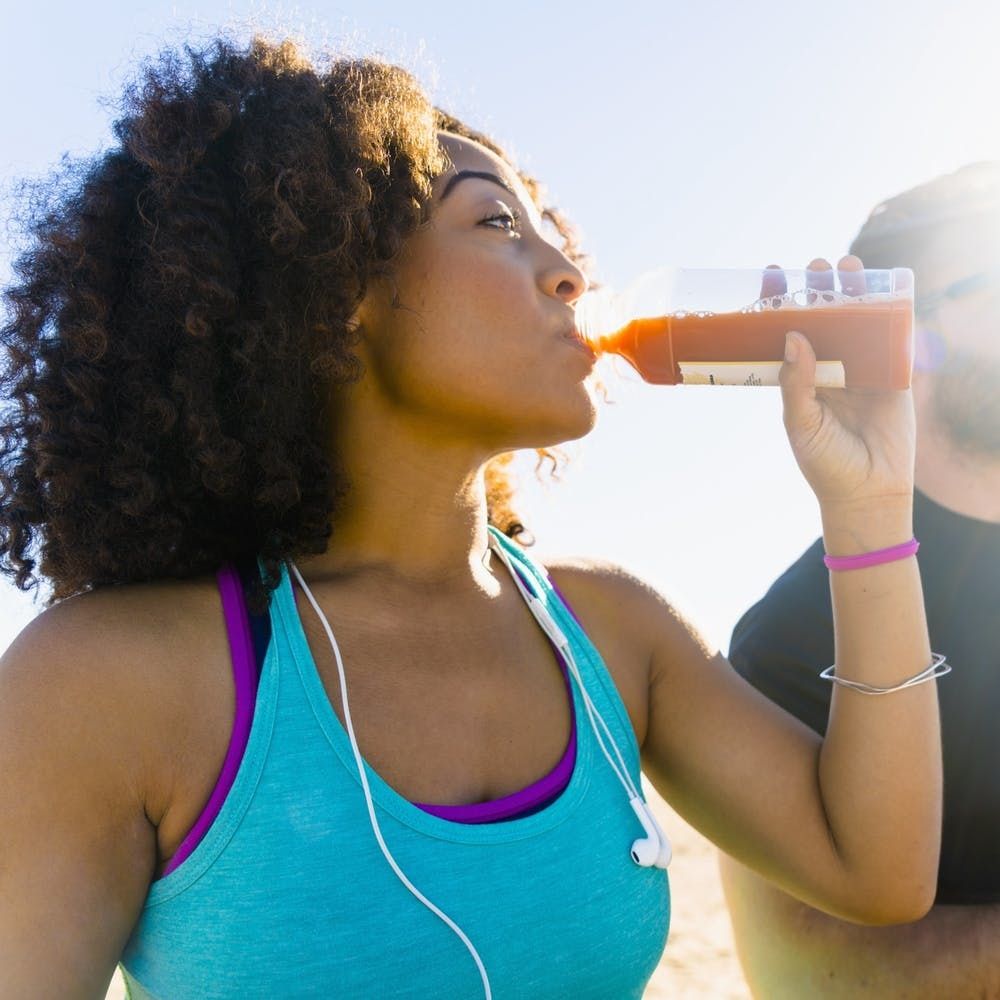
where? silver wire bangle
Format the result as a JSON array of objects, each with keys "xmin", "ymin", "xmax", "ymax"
[{"xmin": 819, "ymin": 652, "xmax": 951, "ymax": 695}]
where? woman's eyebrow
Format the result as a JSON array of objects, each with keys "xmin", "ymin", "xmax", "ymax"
[{"xmin": 439, "ymin": 170, "xmax": 519, "ymax": 202}]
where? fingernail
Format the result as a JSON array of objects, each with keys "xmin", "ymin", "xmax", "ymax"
[{"xmin": 785, "ymin": 332, "xmax": 799, "ymax": 362}]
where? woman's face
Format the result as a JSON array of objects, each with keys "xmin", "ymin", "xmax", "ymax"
[{"xmin": 354, "ymin": 132, "xmax": 597, "ymax": 454}]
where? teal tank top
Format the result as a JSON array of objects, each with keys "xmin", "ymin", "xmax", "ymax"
[{"xmin": 119, "ymin": 531, "xmax": 670, "ymax": 998}]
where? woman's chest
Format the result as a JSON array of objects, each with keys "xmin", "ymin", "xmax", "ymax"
[
  {"xmin": 295, "ymin": 608, "xmax": 578, "ymax": 805},
  {"xmin": 151, "ymin": 575, "xmax": 650, "ymax": 874}
]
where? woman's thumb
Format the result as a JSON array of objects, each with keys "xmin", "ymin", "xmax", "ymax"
[{"xmin": 780, "ymin": 331, "xmax": 819, "ymax": 437}]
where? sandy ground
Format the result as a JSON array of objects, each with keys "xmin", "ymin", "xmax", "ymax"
[
  {"xmin": 643, "ymin": 791, "xmax": 751, "ymax": 999},
  {"xmin": 104, "ymin": 792, "xmax": 750, "ymax": 999}
]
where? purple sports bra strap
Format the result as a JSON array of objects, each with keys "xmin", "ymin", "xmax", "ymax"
[{"xmin": 160, "ymin": 565, "xmax": 259, "ymax": 877}]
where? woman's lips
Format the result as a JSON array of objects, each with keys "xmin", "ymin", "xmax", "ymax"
[{"xmin": 561, "ymin": 327, "xmax": 597, "ymax": 361}]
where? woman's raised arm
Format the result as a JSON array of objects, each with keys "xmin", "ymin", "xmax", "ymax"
[{"xmin": 644, "ymin": 316, "xmax": 938, "ymax": 922}]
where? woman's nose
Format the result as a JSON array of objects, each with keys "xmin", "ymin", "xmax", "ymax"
[{"xmin": 540, "ymin": 247, "xmax": 589, "ymax": 305}]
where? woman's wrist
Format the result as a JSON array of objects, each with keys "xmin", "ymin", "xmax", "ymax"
[{"xmin": 819, "ymin": 496, "xmax": 914, "ymax": 557}]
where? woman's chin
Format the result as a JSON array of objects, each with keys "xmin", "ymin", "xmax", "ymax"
[
  {"xmin": 571, "ymin": 385, "xmax": 600, "ymax": 435},
  {"xmin": 566, "ymin": 397, "xmax": 600, "ymax": 441},
  {"xmin": 523, "ymin": 397, "xmax": 599, "ymax": 449}
]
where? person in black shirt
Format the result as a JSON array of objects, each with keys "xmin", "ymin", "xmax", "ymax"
[{"xmin": 720, "ymin": 163, "xmax": 1000, "ymax": 998}]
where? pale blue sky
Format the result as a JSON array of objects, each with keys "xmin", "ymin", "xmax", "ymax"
[{"xmin": 3, "ymin": 0, "xmax": 999, "ymax": 650}]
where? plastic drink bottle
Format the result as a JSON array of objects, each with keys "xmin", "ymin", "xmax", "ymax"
[{"xmin": 575, "ymin": 267, "xmax": 914, "ymax": 389}]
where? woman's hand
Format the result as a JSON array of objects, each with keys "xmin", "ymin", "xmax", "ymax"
[{"xmin": 777, "ymin": 256, "xmax": 916, "ymax": 510}]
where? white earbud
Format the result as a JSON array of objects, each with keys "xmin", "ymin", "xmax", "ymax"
[
  {"xmin": 629, "ymin": 797, "xmax": 672, "ymax": 870},
  {"xmin": 489, "ymin": 538, "xmax": 672, "ymax": 874}
]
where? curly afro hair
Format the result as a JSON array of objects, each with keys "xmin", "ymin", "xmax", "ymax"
[{"xmin": 0, "ymin": 37, "xmax": 588, "ymax": 607}]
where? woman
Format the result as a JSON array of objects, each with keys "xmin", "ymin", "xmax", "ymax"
[{"xmin": 0, "ymin": 37, "xmax": 941, "ymax": 999}]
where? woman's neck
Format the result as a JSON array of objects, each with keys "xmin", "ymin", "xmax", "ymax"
[{"xmin": 302, "ymin": 395, "xmax": 502, "ymax": 594}]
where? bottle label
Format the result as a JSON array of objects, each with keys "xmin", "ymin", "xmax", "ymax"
[{"xmin": 677, "ymin": 360, "xmax": 846, "ymax": 388}]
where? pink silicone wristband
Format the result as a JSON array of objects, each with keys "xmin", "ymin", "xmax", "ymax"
[{"xmin": 823, "ymin": 537, "xmax": 920, "ymax": 571}]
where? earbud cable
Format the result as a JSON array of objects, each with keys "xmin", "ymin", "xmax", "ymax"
[
  {"xmin": 289, "ymin": 561, "xmax": 493, "ymax": 1000},
  {"xmin": 490, "ymin": 541, "xmax": 670, "ymax": 866},
  {"xmin": 491, "ymin": 541, "xmax": 642, "ymax": 804}
]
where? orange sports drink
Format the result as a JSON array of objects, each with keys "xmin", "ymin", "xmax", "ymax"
[{"xmin": 576, "ymin": 267, "xmax": 915, "ymax": 390}]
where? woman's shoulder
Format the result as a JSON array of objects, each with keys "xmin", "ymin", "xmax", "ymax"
[
  {"xmin": 544, "ymin": 557, "xmax": 669, "ymax": 748},
  {"xmin": 544, "ymin": 555, "xmax": 718, "ymax": 749},
  {"xmin": 545, "ymin": 554, "xmax": 697, "ymax": 646},
  {"xmin": 3, "ymin": 573, "xmax": 226, "ymax": 701},
  {"xmin": 546, "ymin": 555, "xmax": 670, "ymax": 613},
  {"xmin": 1, "ymin": 574, "xmax": 235, "ymax": 824}
]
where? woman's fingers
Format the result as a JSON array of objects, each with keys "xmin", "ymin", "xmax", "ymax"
[
  {"xmin": 806, "ymin": 257, "xmax": 835, "ymax": 292},
  {"xmin": 838, "ymin": 254, "xmax": 867, "ymax": 296},
  {"xmin": 760, "ymin": 264, "xmax": 787, "ymax": 299},
  {"xmin": 763, "ymin": 256, "xmax": 867, "ymax": 297},
  {"xmin": 761, "ymin": 255, "xmax": 867, "ymax": 302}
]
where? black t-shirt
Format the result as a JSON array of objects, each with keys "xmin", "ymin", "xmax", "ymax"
[{"xmin": 729, "ymin": 489, "xmax": 1000, "ymax": 905}]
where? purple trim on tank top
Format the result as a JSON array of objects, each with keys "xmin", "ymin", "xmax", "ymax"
[
  {"xmin": 413, "ymin": 653, "xmax": 577, "ymax": 823},
  {"xmin": 161, "ymin": 564, "xmax": 586, "ymax": 875},
  {"xmin": 160, "ymin": 566, "xmax": 259, "ymax": 878},
  {"xmin": 411, "ymin": 576, "xmax": 583, "ymax": 823}
]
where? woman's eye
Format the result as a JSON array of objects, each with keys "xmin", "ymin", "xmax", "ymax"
[{"xmin": 480, "ymin": 208, "xmax": 522, "ymax": 237}]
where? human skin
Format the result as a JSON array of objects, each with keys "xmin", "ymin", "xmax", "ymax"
[
  {"xmin": 719, "ymin": 252, "xmax": 1000, "ymax": 998},
  {"xmin": 0, "ymin": 133, "xmax": 941, "ymax": 996},
  {"xmin": 720, "ymin": 858, "xmax": 1000, "ymax": 998}
]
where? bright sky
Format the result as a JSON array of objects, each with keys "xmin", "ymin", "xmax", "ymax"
[{"xmin": 3, "ymin": 0, "xmax": 999, "ymax": 651}]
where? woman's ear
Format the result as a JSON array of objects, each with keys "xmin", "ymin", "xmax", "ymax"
[
  {"xmin": 349, "ymin": 273, "xmax": 400, "ymax": 352},
  {"xmin": 346, "ymin": 280, "xmax": 381, "ymax": 356}
]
